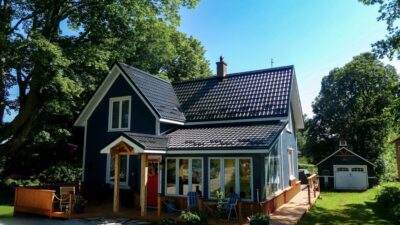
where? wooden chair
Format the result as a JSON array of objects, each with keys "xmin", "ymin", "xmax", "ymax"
[{"xmin": 54, "ymin": 186, "xmax": 75, "ymax": 214}]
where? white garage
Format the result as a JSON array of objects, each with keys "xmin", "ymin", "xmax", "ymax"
[
  {"xmin": 334, "ymin": 165, "xmax": 368, "ymax": 190},
  {"xmin": 317, "ymin": 146, "xmax": 376, "ymax": 190}
]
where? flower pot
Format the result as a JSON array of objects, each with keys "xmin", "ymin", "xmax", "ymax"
[{"xmin": 74, "ymin": 204, "xmax": 85, "ymax": 213}]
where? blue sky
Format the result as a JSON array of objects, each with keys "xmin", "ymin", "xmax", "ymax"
[{"xmin": 178, "ymin": 0, "xmax": 399, "ymax": 116}]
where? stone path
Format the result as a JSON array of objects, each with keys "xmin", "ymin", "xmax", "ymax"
[{"xmin": 0, "ymin": 216, "xmax": 151, "ymax": 225}]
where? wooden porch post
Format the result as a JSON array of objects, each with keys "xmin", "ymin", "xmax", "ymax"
[
  {"xmin": 113, "ymin": 153, "xmax": 121, "ymax": 213},
  {"xmin": 140, "ymin": 153, "xmax": 148, "ymax": 217}
]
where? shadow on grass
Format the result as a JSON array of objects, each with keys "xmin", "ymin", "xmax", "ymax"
[{"xmin": 299, "ymin": 199, "xmax": 392, "ymax": 225}]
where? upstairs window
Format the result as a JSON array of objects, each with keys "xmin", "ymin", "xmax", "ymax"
[{"xmin": 109, "ymin": 96, "xmax": 131, "ymax": 131}]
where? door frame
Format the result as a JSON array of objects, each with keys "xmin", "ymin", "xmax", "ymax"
[{"xmin": 333, "ymin": 165, "xmax": 368, "ymax": 190}]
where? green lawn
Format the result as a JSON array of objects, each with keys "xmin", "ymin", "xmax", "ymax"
[
  {"xmin": 299, "ymin": 187, "xmax": 392, "ymax": 225},
  {"xmin": 0, "ymin": 189, "xmax": 14, "ymax": 218}
]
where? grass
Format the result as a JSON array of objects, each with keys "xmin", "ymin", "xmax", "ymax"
[
  {"xmin": 0, "ymin": 188, "xmax": 14, "ymax": 218},
  {"xmin": 299, "ymin": 186, "xmax": 393, "ymax": 225}
]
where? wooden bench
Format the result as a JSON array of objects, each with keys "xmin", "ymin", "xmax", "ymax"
[{"xmin": 14, "ymin": 187, "xmax": 71, "ymax": 218}]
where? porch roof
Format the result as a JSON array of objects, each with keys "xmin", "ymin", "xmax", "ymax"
[
  {"xmin": 166, "ymin": 121, "xmax": 287, "ymax": 151},
  {"xmin": 123, "ymin": 132, "xmax": 168, "ymax": 151}
]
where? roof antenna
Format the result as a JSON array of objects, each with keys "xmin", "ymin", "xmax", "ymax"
[{"xmin": 270, "ymin": 58, "xmax": 274, "ymax": 68}]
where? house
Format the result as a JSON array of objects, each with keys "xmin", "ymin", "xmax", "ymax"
[
  {"xmin": 390, "ymin": 136, "xmax": 400, "ymax": 179},
  {"xmin": 74, "ymin": 57, "xmax": 304, "ymax": 217},
  {"xmin": 316, "ymin": 141, "xmax": 376, "ymax": 190}
]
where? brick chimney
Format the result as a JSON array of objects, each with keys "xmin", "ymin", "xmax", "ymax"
[{"xmin": 216, "ymin": 56, "xmax": 227, "ymax": 77}]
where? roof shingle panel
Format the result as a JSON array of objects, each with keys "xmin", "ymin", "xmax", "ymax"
[
  {"xmin": 123, "ymin": 132, "xmax": 168, "ymax": 151},
  {"xmin": 166, "ymin": 122, "xmax": 287, "ymax": 150},
  {"xmin": 172, "ymin": 66, "xmax": 293, "ymax": 122},
  {"xmin": 119, "ymin": 63, "xmax": 186, "ymax": 122}
]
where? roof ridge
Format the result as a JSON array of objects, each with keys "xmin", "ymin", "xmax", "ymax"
[
  {"xmin": 172, "ymin": 65, "xmax": 294, "ymax": 85},
  {"xmin": 118, "ymin": 62, "xmax": 172, "ymax": 85}
]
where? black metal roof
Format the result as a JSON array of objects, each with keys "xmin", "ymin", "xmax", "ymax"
[
  {"xmin": 123, "ymin": 132, "xmax": 168, "ymax": 151},
  {"xmin": 166, "ymin": 121, "xmax": 287, "ymax": 150},
  {"xmin": 172, "ymin": 66, "xmax": 294, "ymax": 122},
  {"xmin": 118, "ymin": 63, "xmax": 186, "ymax": 122}
]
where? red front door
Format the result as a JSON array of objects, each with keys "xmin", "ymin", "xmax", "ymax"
[{"xmin": 147, "ymin": 160, "xmax": 159, "ymax": 206}]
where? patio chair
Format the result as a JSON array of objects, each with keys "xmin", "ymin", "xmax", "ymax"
[
  {"xmin": 54, "ymin": 186, "xmax": 75, "ymax": 213},
  {"xmin": 187, "ymin": 191, "xmax": 199, "ymax": 211},
  {"xmin": 223, "ymin": 192, "xmax": 239, "ymax": 221}
]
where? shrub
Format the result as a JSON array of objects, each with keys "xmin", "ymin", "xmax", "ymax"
[
  {"xmin": 248, "ymin": 212, "xmax": 270, "ymax": 225},
  {"xmin": 38, "ymin": 162, "xmax": 82, "ymax": 184},
  {"xmin": 180, "ymin": 211, "xmax": 200, "ymax": 225},
  {"xmin": 375, "ymin": 182, "xmax": 400, "ymax": 223},
  {"xmin": 3, "ymin": 178, "xmax": 40, "ymax": 187}
]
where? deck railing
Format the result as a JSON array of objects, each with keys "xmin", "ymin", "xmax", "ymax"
[{"xmin": 307, "ymin": 174, "xmax": 320, "ymax": 205}]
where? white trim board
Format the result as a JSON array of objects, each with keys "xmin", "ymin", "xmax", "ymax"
[
  {"xmin": 166, "ymin": 149, "xmax": 269, "ymax": 154},
  {"xmin": 316, "ymin": 147, "xmax": 376, "ymax": 166},
  {"xmin": 185, "ymin": 116, "xmax": 288, "ymax": 126},
  {"xmin": 99, "ymin": 136, "xmax": 166, "ymax": 155}
]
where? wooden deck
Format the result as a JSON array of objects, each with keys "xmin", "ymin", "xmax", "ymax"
[{"xmin": 269, "ymin": 185, "xmax": 320, "ymax": 225}]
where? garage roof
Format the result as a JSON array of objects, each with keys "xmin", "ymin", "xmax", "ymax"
[{"xmin": 316, "ymin": 147, "xmax": 376, "ymax": 166}]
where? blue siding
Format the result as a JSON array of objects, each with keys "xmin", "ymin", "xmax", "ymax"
[
  {"xmin": 84, "ymin": 74, "xmax": 156, "ymax": 187},
  {"xmin": 277, "ymin": 110, "xmax": 298, "ymax": 189}
]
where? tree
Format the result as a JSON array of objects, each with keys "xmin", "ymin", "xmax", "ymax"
[
  {"xmin": 0, "ymin": 1, "xmax": 211, "ymax": 175},
  {"xmin": 306, "ymin": 53, "xmax": 399, "ymax": 171},
  {"xmin": 360, "ymin": 0, "xmax": 400, "ymax": 59}
]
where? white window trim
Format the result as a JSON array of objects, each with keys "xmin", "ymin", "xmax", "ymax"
[
  {"xmin": 288, "ymin": 148, "xmax": 295, "ymax": 178},
  {"xmin": 108, "ymin": 96, "xmax": 132, "ymax": 132},
  {"xmin": 106, "ymin": 154, "xmax": 130, "ymax": 187},
  {"xmin": 165, "ymin": 157, "xmax": 204, "ymax": 197},
  {"xmin": 208, "ymin": 157, "xmax": 253, "ymax": 201}
]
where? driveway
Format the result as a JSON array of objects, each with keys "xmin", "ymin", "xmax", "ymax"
[{"xmin": 0, "ymin": 216, "xmax": 151, "ymax": 225}]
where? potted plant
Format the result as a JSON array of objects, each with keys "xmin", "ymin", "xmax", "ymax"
[
  {"xmin": 74, "ymin": 194, "xmax": 87, "ymax": 213},
  {"xmin": 248, "ymin": 213, "xmax": 270, "ymax": 225},
  {"xmin": 179, "ymin": 211, "xmax": 200, "ymax": 225}
]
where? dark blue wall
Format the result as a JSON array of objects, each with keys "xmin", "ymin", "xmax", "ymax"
[{"xmin": 84, "ymin": 74, "xmax": 156, "ymax": 188}]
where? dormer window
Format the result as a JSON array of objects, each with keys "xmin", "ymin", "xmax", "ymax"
[{"xmin": 109, "ymin": 96, "xmax": 131, "ymax": 131}]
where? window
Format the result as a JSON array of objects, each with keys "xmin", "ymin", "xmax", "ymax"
[
  {"xmin": 265, "ymin": 144, "xmax": 282, "ymax": 198},
  {"xmin": 337, "ymin": 167, "xmax": 349, "ymax": 172},
  {"xmin": 208, "ymin": 158, "xmax": 252, "ymax": 200},
  {"xmin": 106, "ymin": 154, "xmax": 129, "ymax": 186},
  {"xmin": 351, "ymin": 167, "xmax": 364, "ymax": 172},
  {"xmin": 109, "ymin": 96, "xmax": 131, "ymax": 131},
  {"xmin": 165, "ymin": 158, "xmax": 203, "ymax": 196},
  {"xmin": 288, "ymin": 149, "xmax": 294, "ymax": 178}
]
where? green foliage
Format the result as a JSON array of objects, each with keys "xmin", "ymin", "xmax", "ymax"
[
  {"xmin": 2, "ymin": 178, "xmax": 40, "ymax": 187},
  {"xmin": 215, "ymin": 190, "xmax": 224, "ymax": 219},
  {"xmin": 375, "ymin": 182, "xmax": 400, "ymax": 223},
  {"xmin": 0, "ymin": 0, "xmax": 211, "ymax": 177},
  {"xmin": 360, "ymin": 0, "xmax": 400, "ymax": 60},
  {"xmin": 37, "ymin": 162, "xmax": 82, "ymax": 184},
  {"xmin": 249, "ymin": 213, "xmax": 270, "ymax": 224},
  {"xmin": 195, "ymin": 211, "xmax": 209, "ymax": 225},
  {"xmin": 179, "ymin": 211, "xmax": 200, "ymax": 225},
  {"xmin": 305, "ymin": 53, "xmax": 399, "ymax": 175},
  {"xmin": 153, "ymin": 219, "xmax": 177, "ymax": 225}
]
